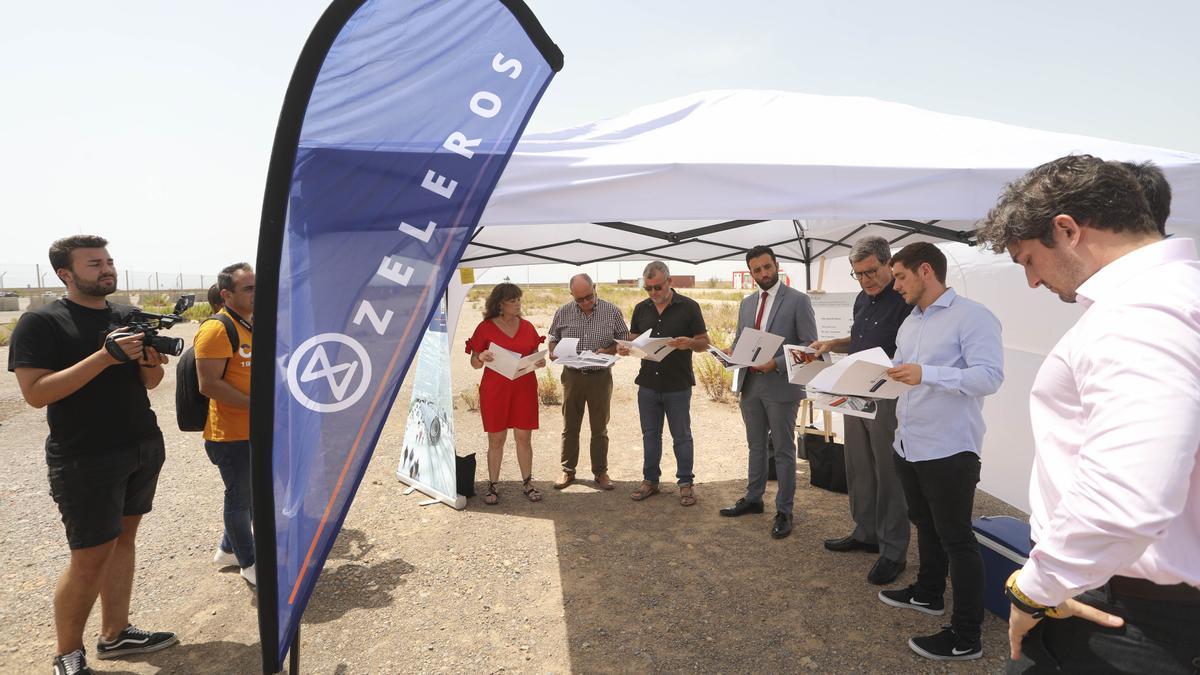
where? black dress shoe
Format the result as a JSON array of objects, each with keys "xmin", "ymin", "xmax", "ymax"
[
  {"xmin": 719, "ymin": 498, "xmax": 764, "ymax": 517},
  {"xmin": 867, "ymin": 556, "xmax": 907, "ymax": 585},
  {"xmin": 771, "ymin": 513, "xmax": 793, "ymax": 539},
  {"xmin": 823, "ymin": 535, "xmax": 881, "ymax": 553}
]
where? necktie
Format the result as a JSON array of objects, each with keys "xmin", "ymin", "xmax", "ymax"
[{"xmin": 754, "ymin": 291, "xmax": 768, "ymax": 330}]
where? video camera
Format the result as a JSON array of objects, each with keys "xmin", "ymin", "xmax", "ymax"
[{"xmin": 106, "ymin": 294, "xmax": 196, "ymax": 359}]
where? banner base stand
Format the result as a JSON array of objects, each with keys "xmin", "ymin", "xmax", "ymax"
[
  {"xmin": 402, "ymin": 486, "xmax": 416, "ymax": 495},
  {"xmin": 418, "ymin": 498, "xmax": 439, "ymax": 506},
  {"xmin": 397, "ymin": 474, "xmax": 467, "ymax": 510}
]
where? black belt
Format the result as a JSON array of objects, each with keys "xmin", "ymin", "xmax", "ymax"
[
  {"xmin": 566, "ymin": 368, "xmax": 607, "ymax": 375},
  {"xmin": 1106, "ymin": 576, "xmax": 1200, "ymax": 605}
]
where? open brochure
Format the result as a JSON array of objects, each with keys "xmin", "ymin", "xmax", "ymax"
[
  {"xmin": 615, "ymin": 329, "xmax": 676, "ymax": 362},
  {"xmin": 707, "ymin": 345, "xmax": 739, "ymax": 370},
  {"xmin": 809, "ymin": 392, "xmax": 878, "ymax": 419},
  {"xmin": 806, "ymin": 347, "xmax": 912, "ymax": 399},
  {"xmin": 783, "ymin": 344, "xmax": 833, "ymax": 385},
  {"xmin": 484, "ymin": 345, "xmax": 547, "ymax": 380},
  {"xmin": 552, "ymin": 337, "xmax": 618, "ymax": 369},
  {"xmin": 708, "ymin": 328, "xmax": 784, "ymax": 370}
]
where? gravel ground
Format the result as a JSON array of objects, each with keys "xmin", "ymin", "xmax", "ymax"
[{"xmin": 1, "ymin": 315, "xmax": 1021, "ymax": 674}]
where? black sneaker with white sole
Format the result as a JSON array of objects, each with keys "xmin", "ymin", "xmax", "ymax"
[
  {"xmin": 908, "ymin": 626, "xmax": 982, "ymax": 661},
  {"xmin": 877, "ymin": 585, "xmax": 945, "ymax": 616},
  {"xmin": 52, "ymin": 648, "xmax": 93, "ymax": 675},
  {"xmin": 95, "ymin": 625, "xmax": 179, "ymax": 659}
]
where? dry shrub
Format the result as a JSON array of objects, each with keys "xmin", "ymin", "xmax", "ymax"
[
  {"xmin": 695, "ymin": 354, "xmax": 733, "ymax": 402},
  {"xmin": 458, "ymin": 388, "xmax": 480, "ymax": 412},
  {"xmin": 537, "ymin": 368, "xmax": 561, "ymax": 406}
]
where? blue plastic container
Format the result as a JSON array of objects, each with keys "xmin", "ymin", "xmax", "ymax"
[{"xmin": 972, "ymin": 515, "xmax": 1032, "ymax": 620}]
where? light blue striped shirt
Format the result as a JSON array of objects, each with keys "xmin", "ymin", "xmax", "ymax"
[{"xmin": 892, "ymin": 288, "xmax": 1004, "ymax": 462}]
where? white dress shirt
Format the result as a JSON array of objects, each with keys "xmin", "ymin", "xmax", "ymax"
[
  {"xmin": 1018, "ymin": 238, "xmax": 1200, "ymax": 606},
  {"xmin": 753, "ymin": 278, "xmax": 782, "ymax": 330}
]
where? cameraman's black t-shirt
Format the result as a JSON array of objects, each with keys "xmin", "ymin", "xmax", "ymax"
[{"xmin": 7, "ymin": 298, "xmax": 160, "ymax": 459}]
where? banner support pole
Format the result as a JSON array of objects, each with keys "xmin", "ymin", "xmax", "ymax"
[{"xmin": 288, "ymin": 625, "xmax": 299, "ymax": 675}]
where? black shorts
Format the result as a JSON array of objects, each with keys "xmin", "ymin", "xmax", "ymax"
[{"xmin": 47, "ymin": 434, "xmax": 166, "ymax": 550}]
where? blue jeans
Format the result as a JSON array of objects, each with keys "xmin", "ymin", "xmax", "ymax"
[
  {"xmin": 637, "ymin": 387, "xmax": 694, "ymax": 484},
  {"xmin": 205, "ymin": 440, "xmax": 254, "ymax": 567}
]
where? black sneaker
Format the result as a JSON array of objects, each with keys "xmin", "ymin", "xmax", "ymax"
[
  {"xmin": 908, "ymin": 626, "xmax": 982, "ymax": 661},
  {"xmin": 95, "ymin": 625, "xmax": 179, "ymax": 659},
  {"xmin": 52, "ymin": 648, "xmax": 93, "ymax": 675},
  {"xmin": 877, "ymin": 585, "xmax": 945, "ymax": 616}
]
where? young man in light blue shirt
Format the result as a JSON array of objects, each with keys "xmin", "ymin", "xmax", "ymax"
[{"xmin": 876, "ymin": 242, "xmax": 1004, "ymax": 662}]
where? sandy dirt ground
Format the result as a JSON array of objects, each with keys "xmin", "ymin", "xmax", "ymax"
[{"xmin": 1, "ymin": 302, "xmax": 1023, "ymax": 674}]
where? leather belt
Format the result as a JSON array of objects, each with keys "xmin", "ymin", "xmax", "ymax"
[
  {"xmin": 566, "ymin": 368, "xmax": 606, "ymax": 375},
  {"xmin": 1106, "ymin": 576, "xmax": 1200, "ymax": 605}
]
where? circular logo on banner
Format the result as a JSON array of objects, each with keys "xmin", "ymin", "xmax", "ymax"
[{"xmin": 285, "ymin": 333, "xmax": 373, "ymax": 413}]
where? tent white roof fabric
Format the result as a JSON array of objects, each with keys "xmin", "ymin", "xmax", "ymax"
[{"xmin": 469, "ymin": 90, "xmax": 1200, "ymax": 267}]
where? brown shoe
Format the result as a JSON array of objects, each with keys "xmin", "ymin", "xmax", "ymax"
[
  {"xmin": 630, "ymin": 480, "xmax": 659, "ymax": 501},
  {"xmin": 594, "ymin": 473, "xmax": 615, "ymax": 490},
  {"xmin": 553, "ymin": 472, "xmax": 574, "ymax": 490}
]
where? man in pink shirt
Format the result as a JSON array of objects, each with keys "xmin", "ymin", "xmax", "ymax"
[{"xmin": 978, "ymin": 155, "xmax": 1200, "ymax": 673}]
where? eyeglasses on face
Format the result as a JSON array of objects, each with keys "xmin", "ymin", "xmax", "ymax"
[
  {"xmin": 573, "ymin": 292, "xmax": 596, "ymax": 304},
  {"xmin": 850, "ymin": 267, "xmax": 883, "ymax": 281},
  {"xmin": 644, "ymin": 282, "xmax": 667, "ymax": 292}
]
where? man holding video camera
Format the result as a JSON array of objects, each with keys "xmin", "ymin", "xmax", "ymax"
[{"xmin": 8, "ymin": 235, "xmax": 178, "ymax": 675}]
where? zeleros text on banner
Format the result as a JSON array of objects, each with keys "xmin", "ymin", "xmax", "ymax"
[{"xmin": 249, "ymin": 1, "xmax": 562, "ymax": 671}]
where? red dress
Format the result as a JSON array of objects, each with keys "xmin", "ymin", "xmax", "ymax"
[{"xmin": 465, "ymin": 318, "xmax": 545, "ymax": 432}]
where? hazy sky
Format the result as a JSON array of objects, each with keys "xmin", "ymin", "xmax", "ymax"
[{"xmin": 3, "ymin": 0, "xmax": 1198, "ymax": 287}]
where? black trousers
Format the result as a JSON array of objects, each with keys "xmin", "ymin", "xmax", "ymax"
[
  {"xmin": 1007, "ymin": 586, "xmax": 1200, "ymax": 674},
  {"xmin": 894, "ymin": 450, "xmax": 984, "ymax": 643}
]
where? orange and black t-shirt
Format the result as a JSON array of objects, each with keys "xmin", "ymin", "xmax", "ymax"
[{"xmin": 193, "ymin": 309, "xmax": 252, "ymax": 441}]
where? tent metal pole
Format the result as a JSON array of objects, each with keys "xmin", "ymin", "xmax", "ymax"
[{"xmin": 793, "ymin": 220, "xmax": 812, "ymax": 291}]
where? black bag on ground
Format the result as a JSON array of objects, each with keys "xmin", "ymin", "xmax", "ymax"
[
  {"xmin": 175, "ymin": 314, "xmax": 239, "ymax": 432},
  {"xmin": 807, "ymin": 432, "xmax": 848, "ymax": 494},
  {"xmin": 455, "ymin": 453, "xmax": 477, "ymax": 497}
]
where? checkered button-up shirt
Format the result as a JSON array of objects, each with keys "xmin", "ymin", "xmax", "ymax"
[{"xmin": 547, "ymin": 297, "xmax": 629, "ymax": 361}]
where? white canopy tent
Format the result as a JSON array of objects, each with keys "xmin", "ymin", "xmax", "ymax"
[{"xmin": 467, "ymin": 90, "xmax": 1200, "ymax": 510}]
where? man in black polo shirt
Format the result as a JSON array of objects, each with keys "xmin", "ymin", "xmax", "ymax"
[
  {"xmin": 9, "ymin": 235, "xmax": 178, "ymax": 675},
  {"xmin": 811, "ymin": 236, "xmax": 912, "ymax": 585},
  {"xmin": 620, "ymin": 261, "xmax": 710, "ymax": 506}
]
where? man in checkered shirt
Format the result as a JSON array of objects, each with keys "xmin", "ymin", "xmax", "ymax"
[{"xmin": 547, "ymin": 273, "xmax": 629, "ymax": 491}]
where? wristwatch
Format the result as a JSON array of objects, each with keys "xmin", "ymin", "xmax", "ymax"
[{"xmin": 1004, "ymin": 570, "xmax": 1060, "ymax": 619}]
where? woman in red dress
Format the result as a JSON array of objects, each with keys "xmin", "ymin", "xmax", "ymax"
[{"xmin": 465, "ymin": 283, "xmax": 546, "ymax": 504}]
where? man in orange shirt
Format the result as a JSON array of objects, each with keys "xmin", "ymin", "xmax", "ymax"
[{"xmin": 194, "ymin": 262, "xmax": 255, "ymax": 586}]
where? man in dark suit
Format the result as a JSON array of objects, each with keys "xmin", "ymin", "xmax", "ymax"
[{"xmin": 719, "ymin": 245, "xmax": 818, "ymax": 538}]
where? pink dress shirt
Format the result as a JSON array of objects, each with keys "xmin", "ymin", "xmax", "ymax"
[{"xmin": 1018, "ymin": 238, "xmax": 1200, "ymax": 606}]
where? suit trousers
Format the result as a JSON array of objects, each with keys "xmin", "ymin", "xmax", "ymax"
[
  {"xmin": 843, "ymin": 399, "xmax": 909, "ymax": 561},
  {"xmin": 560, "ymin": 368, "xmax": 612, "ymax": 475},
  {"xmin": 739, "ymin": 374, "xmax": 800, "ymax": 515}
]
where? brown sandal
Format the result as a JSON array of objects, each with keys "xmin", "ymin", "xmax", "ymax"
[
  {"xmin": 483, "ymin": 481, "xmax": 499, "ymax": 505},
  {"xmin": 630, "ymin": 480, "xmax": 660, "ymax": 501},
  {"xmin": 522, "ymin": 476, "xmax": 543, "ymax": 502},
  {"xmin": 679, "ymin": 484, "xmax": 696, "ymax": 507}
]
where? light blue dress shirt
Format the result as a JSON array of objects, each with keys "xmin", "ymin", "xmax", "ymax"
[{"xmin": 892, "ymin": 288, "xmax": 1004, "ymax": 462}]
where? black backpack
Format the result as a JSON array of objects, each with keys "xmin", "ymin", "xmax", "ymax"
[{"xmin": 176, "ymin": 314, "xmax": 239, "ymax": 432}]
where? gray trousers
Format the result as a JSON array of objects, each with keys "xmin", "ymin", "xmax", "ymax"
[
  {"xmin": 739, "ymin": 391, "xmax": 800, "ymax": 515},
  {"xmin": 843, "ymin": 398, "xmax": 909, "ymax": 561}
]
